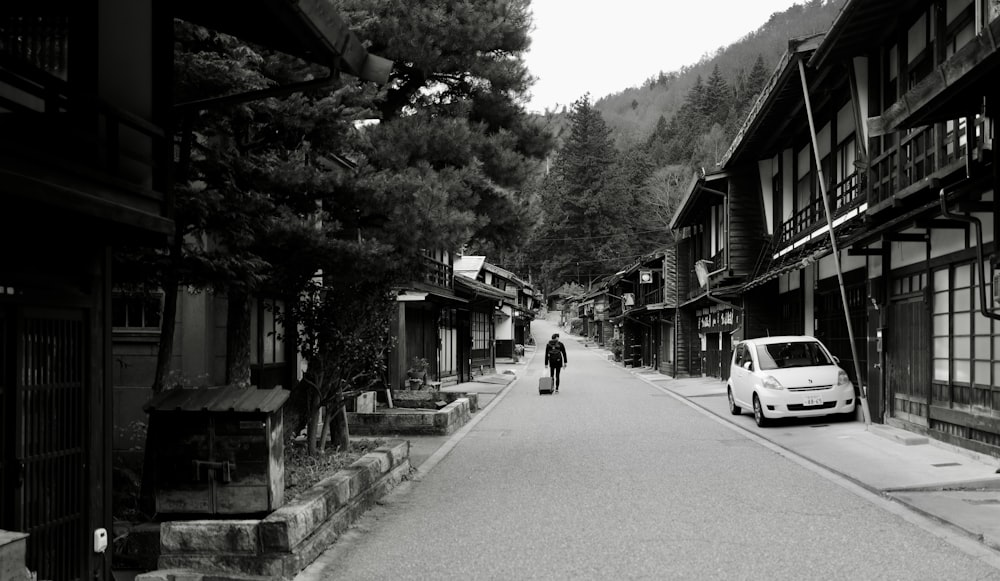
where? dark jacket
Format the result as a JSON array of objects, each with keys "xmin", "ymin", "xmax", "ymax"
[{"xmin": 545, "ymin": 340, "xmax": 567, "ymax": 367}]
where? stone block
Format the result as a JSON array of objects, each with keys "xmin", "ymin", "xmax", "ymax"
[
  {"xmin": 160, "ymin": 520, "xmax": 259, "ymax": 555},
  {"xmin": 259, "ymin": 486, "xmax": 330, "ymax": 553},
  {"xmin": 374, "ymin": 440, "xmax": 409, "ymax": 468},
  {"xmin": 0, "ymin": 530, "xmax": 29, "ymax": 581},
  {"xmin": 350, "ymin": 456, "xmax": 385, "ymax": 488}
]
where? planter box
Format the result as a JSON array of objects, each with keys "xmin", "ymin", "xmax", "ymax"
[
  {"xmin": 392, "ymin": 391, "xmax": 479, "ymax": 412},
  {"xmin": 349, "ymin": 398, "xmax": 471, "ymax": 436}
]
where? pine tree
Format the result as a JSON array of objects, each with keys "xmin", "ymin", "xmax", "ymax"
[
  {"xmin": 704, "ymin": 64, "xmax": 730, "ymax": 126},
  {"xmin": 533, "ymin": 95, "xmax": 638, "ymax": 290},
  {"xmin": 743, "ymin": 54, "xmax": 769, "ymax": 110}
]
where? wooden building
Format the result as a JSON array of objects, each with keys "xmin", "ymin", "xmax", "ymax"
[
  {"xmin": 807, "ymin": 0, "xmax": 1000, "ymax": 451},
  {"xmin": 0, "ymin": 1, "xmax": 389, "ymax": 578},
  {"xmin": 454, "ymin": 256, "xmax": 537, "ymax": 359},
  {"xmin": 671, "ymin": 166, "xmax": 766, "ymax": 381},
  {"xmin": 392, "ymin": 249, "xmax": 473, "ymax": 390},
  {"xmin": 606, "ymin": 246, "xmax": 680, "ymax": 376},
  {"xmin": 1, "ymin": 3, "xmax": 173, "ymax": 578},
  {"xmin": 671, "ymin": 0, "xmax": 1000, "ymax": 456}
]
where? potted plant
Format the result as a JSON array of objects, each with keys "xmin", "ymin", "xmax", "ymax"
[
  {"xmin": 406, "ymin": 356, "xmax": 429, "ymax": 389},
  {"xmin": 611, "ymin": 338, "xmax": 624, "ymax": 362}
]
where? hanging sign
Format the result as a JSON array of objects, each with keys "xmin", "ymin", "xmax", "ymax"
[{"xmin": 698, "ymin": 308, "xmax": 735, "ymax": 330}]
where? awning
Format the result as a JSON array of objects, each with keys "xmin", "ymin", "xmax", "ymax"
[
  {"xmin": 396, "ymin": 281, "xmax": 468, "ymax": 306},
  {"xmin": 454, "ymin": 275, "xmax": 514, "ymax": 303},
  {"xmin": 145, "ymin": 384, "xmax": 289, "ymax": 414},
  {"xmin": 679, "ymin": 285, "xmax": 742, "ymax": 309}
]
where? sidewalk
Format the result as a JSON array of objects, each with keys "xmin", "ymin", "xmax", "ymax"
[
  {"xmin": 406, "ymin": 333, "xmax": 1000, "ymax": 555},
  {"xmin": 599, "ymin": 343, "xmax": 1000, "ymax": 554}
]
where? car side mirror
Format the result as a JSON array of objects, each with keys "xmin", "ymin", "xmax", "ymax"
[
  {"xmin": 832, "ymin": 356, "xmax": 840, "ymax": 364},
  {"xmin": 743, "ymin": 361, "xmax": 753, "ymax": 371}
]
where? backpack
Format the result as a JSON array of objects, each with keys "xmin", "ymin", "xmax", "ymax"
[{"xmin": 547, "ymin": 343, "xmax": 562, "ymax": 365}]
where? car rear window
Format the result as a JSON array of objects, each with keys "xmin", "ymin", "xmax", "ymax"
[{"xmin": 755, "ymin": 341, "xmax": 832, "ymax": 370}]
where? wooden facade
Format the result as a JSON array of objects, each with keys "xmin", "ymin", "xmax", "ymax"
[
  {"xmin": 805, "ymin": 0, "xmax": 1000, "ymax": 453},
  {"xmin": 0, "ymin": 1, "xmax": 173, "ymax": 577},
  {"xmin": 666, "ymin": 0, "xmax": 1000, "ymax": 457},
  {"xmin": 605, "ymin": 246, "xmax": 680, "ymax": 375},
  {"xmin": 1, "ymin": 0, "xmax": 389, "ymax": 578}
]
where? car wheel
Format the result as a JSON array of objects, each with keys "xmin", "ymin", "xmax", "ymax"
[
  {"xmin": 727, "ymin": 387, "xmax": 741, "ymax": 415},
  {"xmin": 753, "ymin": 394, "xmax": 771, "ymax": 427}
]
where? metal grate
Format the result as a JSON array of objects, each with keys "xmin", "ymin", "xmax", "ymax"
[
  {"xmin": 18, "ymin": 312, "xmax": 87, "ymax": 581},
  {"xmin": 1, "ymin": 312, "xmax": 7, "ymax": 528}
]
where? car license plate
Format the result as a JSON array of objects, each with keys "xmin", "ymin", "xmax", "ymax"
[{"xmin": 804, "ymin": 395, "xmax": 824, "ymax": 407}]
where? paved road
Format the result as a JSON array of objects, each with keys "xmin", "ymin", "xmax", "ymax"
[{"xmin": 297, "ymin": 320, "xmax": 1000, "ymax": 580}]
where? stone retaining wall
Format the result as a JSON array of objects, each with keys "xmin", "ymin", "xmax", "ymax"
[
  {"xmin": 391, "ymin": 390, "xmax": 479, "ymax": 412},
  {"xmin": 348, "ymin": 397, "xmax": 471, "ymax": 436},
  {"xmin": 137, "ymin": 439, "xmax": 411, "ymax": 581}
]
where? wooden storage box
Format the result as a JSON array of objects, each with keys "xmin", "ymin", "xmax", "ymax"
[{"xmin": 144, "ymin": 385, "xmax": 289, "ymax": 516}]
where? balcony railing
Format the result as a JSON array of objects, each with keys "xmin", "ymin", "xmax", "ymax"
[
  {"xmin": 640, "ymin": 284, "xmax": 663, "ymax": 307},
  {"xmin": 420, "ymin": 254, "xmax": 453, "ymax": 290},
  {"xmin": 0, "ymin": 52, "xmax": 170, "ymax": 208},
  {"xmin": 682, "ymin": 250, "xmax": 725, "ymax": 300},
  {"xmin": 870, "ymin": 118, "xmax": 979, "ymax": 207},
  {"xmin": 778, "ymin": 171, "xmax": 862, "ymax": 247}
]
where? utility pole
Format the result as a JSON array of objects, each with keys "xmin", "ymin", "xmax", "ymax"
[{"xmin": 798, "ymin": 60, "xmax": 871, "ymax": 426}]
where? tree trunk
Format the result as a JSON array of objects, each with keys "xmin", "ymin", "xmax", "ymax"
[
  {"xmin": 226, "ymin": 286, "xmax": 252, "ymax": 388},
  {"xmin": 152, "ymin": 234, "xmax": 183, "ymax": 394},
  {"xmin": 330, "ymin": 398, "xmax": 350, "ymax": 451},
  {"xmin": 306, "ymin": 389, "xmax": 320, "ymax": 456},
  {"xmin": 282, "ymin": 375, "xmax": 312, "ymax": 443},
  {"xmin": 152, "ymin": 282, "xmax": 178, "ymax": 393},
  {"xmin": 318, "ymin": 406, "xmax": 331, "ymax": 453}
]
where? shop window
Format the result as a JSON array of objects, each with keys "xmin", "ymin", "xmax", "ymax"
[
  {"xmin": 932, "ymin": 262, "xmax": 998, "ymax": 387},
  {"xmin": 471, "ymin": 311, "xmax": 489, "ymax": 351}
]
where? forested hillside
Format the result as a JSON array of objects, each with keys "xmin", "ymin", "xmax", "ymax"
[
  {"xmin": 505, "ymin": 0, "xmax": 848, "ymax": 292},
  {"xmin": 597, "ymin": 0, "xmax": 846, "ymax": 150}
]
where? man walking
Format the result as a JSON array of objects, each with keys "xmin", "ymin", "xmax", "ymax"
[{"xmin": 544, "ymin": 333, "xmax": 568, "ymax": 392}]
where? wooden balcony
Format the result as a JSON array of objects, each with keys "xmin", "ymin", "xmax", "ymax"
[
  {"xmin": 0, "ymin": 53, "xmax": 172, "ymax": 236},
  {"xmin": 682, "ymin": 250, "xmax": 725, "ymax": 300},
  {"xmin": 777, "ymin": 171, "xmax": 863, "ymax": 249},
  {"xmin": 869, "ymin": 119, "xmax": 980, "ymax": 212},
  {"xmin": 420, "ymin": 254, "xmax": 453, "ymax": 290},
  {"xmin": 640, "ymin": 284, "xmax": 664, "ymax": 307}
]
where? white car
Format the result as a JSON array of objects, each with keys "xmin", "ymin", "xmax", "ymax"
[{"xmin": 727, "ymin": 336, "xmax": 857, "ymax": 427}]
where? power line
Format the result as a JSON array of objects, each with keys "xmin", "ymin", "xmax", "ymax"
[
  {"xmin": 506, "ymin": 251, "xmax": 663, "ymax": 267},
  {"xmin": 531, "ymin": 228, "xmax": 669, "ymax": 242}
]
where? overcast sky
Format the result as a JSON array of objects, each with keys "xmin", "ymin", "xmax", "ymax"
[{"xmin": 523, "ymin": 0, "xmax": 806, "ymax": 113}]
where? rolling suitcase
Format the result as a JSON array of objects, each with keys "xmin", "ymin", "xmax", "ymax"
[{"xmin": 538, "ymin": 376, "xmax": 554, "ymax": 395}]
